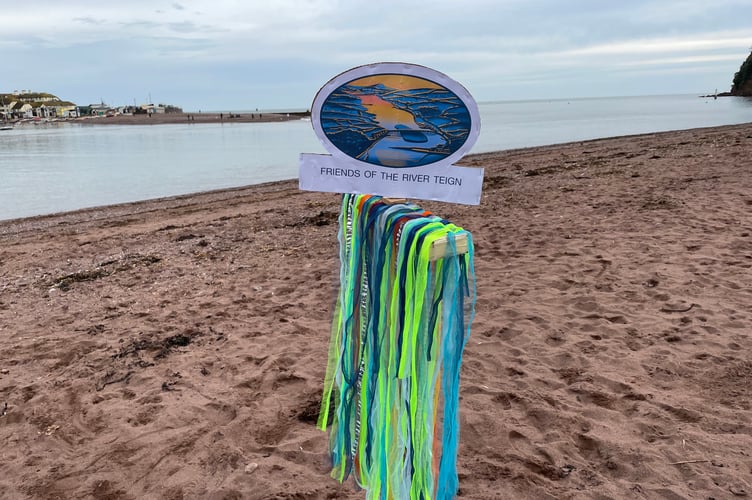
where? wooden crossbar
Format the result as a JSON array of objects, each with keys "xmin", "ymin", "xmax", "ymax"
[
  {"xmin": 379, "ymin": 197, "xmax": 469, "ymax": 261},
  {"xmin": 429, "ymin": 234, "xmax": 469, "ymax": 262},
  {"xmin": 382, "ymin": 198, "xmax": 408, "ymax": 204}
]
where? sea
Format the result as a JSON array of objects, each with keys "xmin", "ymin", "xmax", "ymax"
[{"xmin": 1, "ymin": 94, "xmax": 750, "ymax": 221}]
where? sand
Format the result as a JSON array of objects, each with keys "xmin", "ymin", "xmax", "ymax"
[{"xmin": 1, "ymin": 123, "xmax": 751, "ymax": 499}]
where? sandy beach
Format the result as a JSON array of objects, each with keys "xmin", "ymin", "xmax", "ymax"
[{"xmin": 1, "ymin": 123, "xmax": 751, "ymax": 499}]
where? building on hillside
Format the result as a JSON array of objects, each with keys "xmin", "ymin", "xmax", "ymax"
[
  {"xmin": 17, "ymin": 93, "xmax": 59, "ymax": 103},
  {"xmin": 33, "ymin": 103, "xmax": 53, "ymax": 118},
  {"xmin": 1, "ymin": 91, "xmax": 79, "ymax": 119},
  {"xmin": 140, "ymin": 104, "xmax": 166, "ymax": 114},
  {"xmin": 61, "ymin": 106, "xmax": 79, "ymax": 118},
  {"xmin": 88, "ymin": 103, "xmax": 113, "ymax": 116},
  {"xmin": 9, "ymin": 102, "xmax": 33, "ymax": 119}
]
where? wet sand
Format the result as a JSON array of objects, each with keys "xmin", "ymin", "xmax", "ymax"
[{"xmin": 1, "ymin": 123, "xmax": 751, "ymax": 499}]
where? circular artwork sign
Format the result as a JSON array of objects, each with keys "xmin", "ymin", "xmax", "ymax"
[{"xmin": 311, "ymin": 62, "xmax": 480, "ymax": 169}]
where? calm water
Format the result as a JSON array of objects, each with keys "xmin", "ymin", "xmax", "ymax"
[{"xmin": 1, "ymin": 94, "xmax": 750, "ymax": 221}]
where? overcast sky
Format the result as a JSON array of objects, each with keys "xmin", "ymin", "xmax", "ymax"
[{"xmin": 3, "ymin": 0, "xmax": 751, "ymax": 111}]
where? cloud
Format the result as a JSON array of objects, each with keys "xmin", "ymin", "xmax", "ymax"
[
  {"xmin": 559, "ymin": 32, "xmax": 752, "ymax": 57},
  {"xmin": 616, "ymin": 54, "xmax": 745, "ymax": 67},
  {"xmin": 1, "ymin": 0, "xmax": 750, "ymax": 109},
  {"xmin": 73, "ymin": 16, "xmax": 107, "ymax": 25},
  {"xmin": 167, "ymin": 21, "xmax": 208, "ymax": 34},
  {"xmin": 119, "ymin": 20, "xmax": 162, "ymax": 30}
]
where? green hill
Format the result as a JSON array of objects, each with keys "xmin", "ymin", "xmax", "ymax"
[
  {"xmin": 0, "ymin": 91, "xmax": 76, "ymax": 107},
  {"xmin": 730, "ymin": 50, "xmax": 752, "ymax": 96}
]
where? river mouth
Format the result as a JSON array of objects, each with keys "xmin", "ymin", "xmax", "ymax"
[{"xmin": 358, "ymin": 130, "xmax": 448, "ymax": 167}]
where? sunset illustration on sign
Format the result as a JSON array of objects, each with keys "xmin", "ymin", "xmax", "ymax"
[{"xmin": 319, "ymin": 74, "xmax": 472, "ymax": 168}]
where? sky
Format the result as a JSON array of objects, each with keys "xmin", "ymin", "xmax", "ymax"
[{"xmin": 2, "ymin": 0, "xmax": 751, "ymax": 111}]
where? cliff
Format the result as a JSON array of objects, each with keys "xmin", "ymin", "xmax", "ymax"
[{"xmin": 730, "ymin": 50, "xmax": 752, "ymax": 96}]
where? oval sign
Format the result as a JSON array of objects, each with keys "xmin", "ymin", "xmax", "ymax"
[{"xmin": 311, "ymin": 62, "xmax": 480, "ymax": 169}]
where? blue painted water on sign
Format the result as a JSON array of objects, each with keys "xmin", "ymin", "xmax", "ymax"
[
  {"xmin": 320, "ymin": 83, "xmax": 471, "ymax": 167},
  {"xmin": 359, "ymin": 129, "xmax": 448, "ymax": 167},
  {"xmin": 1, "ymin": 94, "xmax": 750, "ymax": 221}
]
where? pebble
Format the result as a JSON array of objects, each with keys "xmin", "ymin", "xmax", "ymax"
[
  {"xmin": 244, "ymin": 463, "xmax": 259, "ymax": 474},
  {"xmin": 730, "ymin": 485, "xmax": 748, "ymax": 497}
]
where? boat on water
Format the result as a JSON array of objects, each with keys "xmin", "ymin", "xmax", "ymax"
[{"xmin": 0, "ymin": 125, "xmax": 13, "ymax": 131}]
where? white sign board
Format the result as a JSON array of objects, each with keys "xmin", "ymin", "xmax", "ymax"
[{"xmin": 299, "ymin": 62, "xmax": 483, "ymax": 205}]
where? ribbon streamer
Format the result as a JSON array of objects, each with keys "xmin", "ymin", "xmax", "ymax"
[{"xmin": 318, "ymin": 194, "xmax": 476, "ymax": 499}]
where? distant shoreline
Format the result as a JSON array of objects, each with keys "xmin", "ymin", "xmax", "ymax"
[
  {"xmin": 12, "ymin": 111, "xmax": 310, "ymax": 127},
  {"xmin": 698, "ymin": 92, "xmax": 734, "ymax": 98}
]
